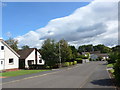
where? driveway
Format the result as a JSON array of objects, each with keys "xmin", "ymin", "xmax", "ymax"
[{"xmin": 1, "ymin": 61, "xmax": 115, "ymax": 89}]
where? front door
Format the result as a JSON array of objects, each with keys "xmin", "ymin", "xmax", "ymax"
[{"xmin": 0, "ymin": 60, "xmax": 4, "ymax": 70}]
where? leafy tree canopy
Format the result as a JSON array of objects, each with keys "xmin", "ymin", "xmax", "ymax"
[
  {"xmin": 5, "ymin": 38, "xmax": 18, "ymax": 52},
  {"xmin": 21, "ymin": 45, "xmax": 30, "ymax": 50}
]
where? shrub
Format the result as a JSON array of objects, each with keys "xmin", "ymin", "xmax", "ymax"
[
  {"xmin": 76, "ymin": 58, "xmax": 82, "ymax": 60},
  {"xmin": 114, "ymin": 59, "xmax": 120, "ymax": 85},
  {"xmin": 89, "ymin": 58, "xmax": 92, "ymax": 61},
  {"xmin": 77, "ymin": 54, "xmax": 89, "ymax": 59},
  {"xmin": 46, "ymin": 66, "xmax": 50, "ymax": 69},
  {"xmin": 62, "ymin": 62, "xmax": 69, "ymax": 67},
  {"xmin": 76, "ymin": 58, "xmax": 82, "ymax": 63},
  {"xmin": 69, "ymin": 62, "xmax": 73, "ymax": 66},
  {"xmin": 73, "ymin": 61, "xmax": 77, "ymax": 65}
]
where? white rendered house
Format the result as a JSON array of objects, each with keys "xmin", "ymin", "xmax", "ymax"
[
  {"xmin": 0, "ymin": 39, "xmax": 20, "ymax": 71},
  {"xmin": 17, "ymin": 48, "xmax": 45, "ymax": 69}
]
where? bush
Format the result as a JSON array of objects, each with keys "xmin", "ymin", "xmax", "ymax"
[
  {"xmin": 73, "ymin": 61, "xmax": 77, "ymax": 65},
  {"xmin": 76, "ymin": 58, "xmax": 82, "ymax": 63},
  {"xmin": 69, "ymin": 62, "xmax": 73, "ymax": 66},
  {"xmin": 46, "ymin": 66, "xmax": 50, "ymax": 69},
  {"xmin": 76, "ymin": 58, "xmax": 82, "ymax": 60},
  {"xmin": 114, "ymin": 59, "xmax": 120, "ymax": 85},
  {"xmin": 77, "ymin": 54, "xmax": 89, "ymax": 59},
  {"xmin": 89, "ymin": 58, "xmax": 92, "ymax": 61},
  {"xmin": 62, "ymin": 62, "xmax": 69, "ymax": 67}
]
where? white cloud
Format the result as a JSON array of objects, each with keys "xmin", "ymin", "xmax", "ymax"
[{"xmin": 16, "ymin": 0, "xmax": 118, "ymax": 48}]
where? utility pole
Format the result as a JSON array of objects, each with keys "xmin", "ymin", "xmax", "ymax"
[{"xmin": 59, "ymin": 42, "xmax": 62, "ymax": 68}]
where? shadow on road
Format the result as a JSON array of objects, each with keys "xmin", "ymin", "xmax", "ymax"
[{"xmin": 91, "ymin": 78, "xmax": 114, "ymax": 86}]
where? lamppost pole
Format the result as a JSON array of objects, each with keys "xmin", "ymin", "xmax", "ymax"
[{"xmin": 59, "ymin": 42, "xmax": 61, "ymax": 68}]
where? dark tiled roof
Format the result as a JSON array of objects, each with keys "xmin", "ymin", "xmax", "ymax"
[
  {"xmin": 17, "ymin": 48, "xmax": 35, "ymax": 59},
  {"xmin": 96, "ymin": 54, "xmax": 108, "ymax": 57},
  {"xmin": 89, "ymin": 51, "xmax": 101, "ymax": 54}
]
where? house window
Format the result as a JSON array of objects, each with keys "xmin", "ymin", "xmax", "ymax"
[
  {"xmin": 9, "ymin": 58, "xmax": 14, "ymax": 64},
  {"xmin": 1, "ymin": 61, "xmax": 3, "ymax": 64},
  {"xmin": 39, "ymin": 60, "xmax": 42, "ymax": 63},
  {"xmin": 1, "ymin": 46, "xmax": 4, "ymax": 50},
  {"xmin": 28, "ymin": 60, "xmax": 34, "ymax": 66}
]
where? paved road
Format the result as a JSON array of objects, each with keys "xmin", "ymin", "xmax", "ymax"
[{"xmin": 1, "ymin": 61, "xmax": 115, "ymax": 88}]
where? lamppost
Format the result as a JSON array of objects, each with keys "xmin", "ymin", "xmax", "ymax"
[{"xmin": 59, "ymin": 42, "xmax": 62, "ymax": 68}]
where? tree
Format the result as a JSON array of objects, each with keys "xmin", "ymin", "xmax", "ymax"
[
  {"xmin": 41, "ymin": 39, "xmax": 59, "ymax": 68},
  {"xmin": 21, "ymin": 45, "xmax": 30, "ymax": 50},
  {"xmin": 78, "ymin": 44, "xmax": 93, "ymax": 52},
  {"xmin": 93, "ymin": 44, "xmax": 111, "ymax": 53},
  {"xmin": 58, "ymin": 39, "xmax": 73, "ymax": 63},
  {"xmin": 69, "ymin": 46, "xmax": 78, "ymax": 60},
  {"xmin": 108, "ymin": 52, "xmax": 118, "ymax": 63},
  {"xmin": 111, "ymin": 45, "xmax": 120, "ymax": 52},
  {"xmin": 114, "ymin": 58, "xmax": 120, "ymax": 85},
  {"xmin": 108, "ymin": 45, "xmax": 120, "ymax": 63},
  {"xmin": 5, "ymin": 38, "xmax": 18, "ymax": 51}
]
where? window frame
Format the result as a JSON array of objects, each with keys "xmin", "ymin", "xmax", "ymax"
[
  {"xmin": 39, "ymin": 60, "xmax": 42, "ymax": 63},
  {"xmin": 9, "ymin": 58, "xmax": 14, "ymax": 64},
  {"xmin": 1, "ymin": 46, "xmax": 4, "ymax": 50},
  {"xmin": 1, "ymin": 61, "xmax": 3, "ymax": 65}
]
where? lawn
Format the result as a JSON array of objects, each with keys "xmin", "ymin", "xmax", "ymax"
[{"xmin": 0, "ymin": 70, "xmax": 49, "ymax": 77}]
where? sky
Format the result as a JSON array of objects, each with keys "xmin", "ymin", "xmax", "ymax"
[
  {"xmin": 2, "ymin": 2, "xmax": 89, "ymax": 38},
  {"xmin": 2, "ymin": 0, "xmax": 118, "ymax": 48}
]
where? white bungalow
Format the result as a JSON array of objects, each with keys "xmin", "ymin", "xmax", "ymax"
[
  {"xmin": 17, "ymin": 48, "xmax": 45, "ymax": 69},
  {"xmin": 0, "ymin": 39, "xmax": 20, "ymax": 71}
]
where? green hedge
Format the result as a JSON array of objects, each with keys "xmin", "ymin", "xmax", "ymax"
[
  {"xmin": 114, "ymin": 59, "xmax": 120, "ymax": 85},
  {"xmin": 76, "ymin": 58, "xmax": 83, "ymax": 63},
  {"xmin": 76, "ymin": 58, "xmax": 82, "ymax": 61},
  {"xmin": 62, "ymin": 61, "xmax": 77, "ymax": 67},
  {"xmin": 62, "ymin": 62, "xmax": 70, "ymax": 67},
  {"xmin": 77, "ymin": 55, "xmax": 89, "ymax": 59}
]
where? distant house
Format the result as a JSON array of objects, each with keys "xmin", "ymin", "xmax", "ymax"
[
  {"xmin": 17, "ymin": 48, "xmax": 45, "ymax": 69},
  {"xmin": 0, "ymin": 39, "xmax": 20, "ymax": 71},
  {"xmin": 97, "ymin": 54, "xmax": 109, "ymax": 61},
  {"xmin": 90, "ymin": 51, "xmax": 109, "ymax": 61}
]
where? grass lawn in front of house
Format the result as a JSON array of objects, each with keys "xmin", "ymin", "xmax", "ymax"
[{"xmin": 0, "ymin": 70, "xmax": 49, "ymax": 77}]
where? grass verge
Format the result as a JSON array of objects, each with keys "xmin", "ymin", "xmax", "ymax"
[
  {"xmin": 0, "ymin": 70, "xmax": 49, "ymax": 77},
  {"xmin": 107, "ymin": 63, "xmax": 114, "ymax": 68},
  {"xmin": 108, "ymin": 69, "xmax": 115, "ymax": 77}
]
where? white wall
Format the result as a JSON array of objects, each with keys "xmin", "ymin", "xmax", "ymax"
[
  {"xmin": 25, "ymin": 49, "xmax": 36, "ymax": 68},
  {"xmin": 4, "ymin": 44, "xmax": 19, "ymax": 70},
  {"xmin": 0, "ymin": 42, "xmax": 5, "ymax": 60},
  {"xmin": 0, "ymin": 41, "xmax": 19, "ymax": 70},
  {"xmin": 0, "ymin": 42, "xmax": 5, "ymax": 70},
  {"xmin": 37, "ymin": 51, "xmax": 45, "ymax": 65},
  {"xmin": 25, "ymin": 49, "xmax": 45, "ymax": 68}
]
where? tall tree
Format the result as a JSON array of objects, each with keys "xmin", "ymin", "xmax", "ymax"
[
  {"xmin": 69, "ymin": 46, "xmax": 77, "ymax": 60},
  {"xmin": 58, "ymin": 39, "xmax": 73, "ymax": 63},
  {"xmin": 78, "ymin": 44, "xmax": 93, "ymax": 52},
  {"xmin": 111, "ymin": 45, "xmax": 120, "ymax": 52},
  {"xmin": 93, "ymin": 44, "xmax": 111, "ymax": 53},
  {"xmin": 21, "ymin": 45, "xmax": 30, "ymax": 50},
  {"xmin": 5, "ymin": 38, "xmax": 18, "ymax": 51},
  {"xmin": 41, "ymin": 39, "xmax": 59, "ymax": 68}
]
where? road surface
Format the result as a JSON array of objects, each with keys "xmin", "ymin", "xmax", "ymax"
[{"xmin": 0, "ymin": 61, "xmax": 115, "ymax": 88}]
